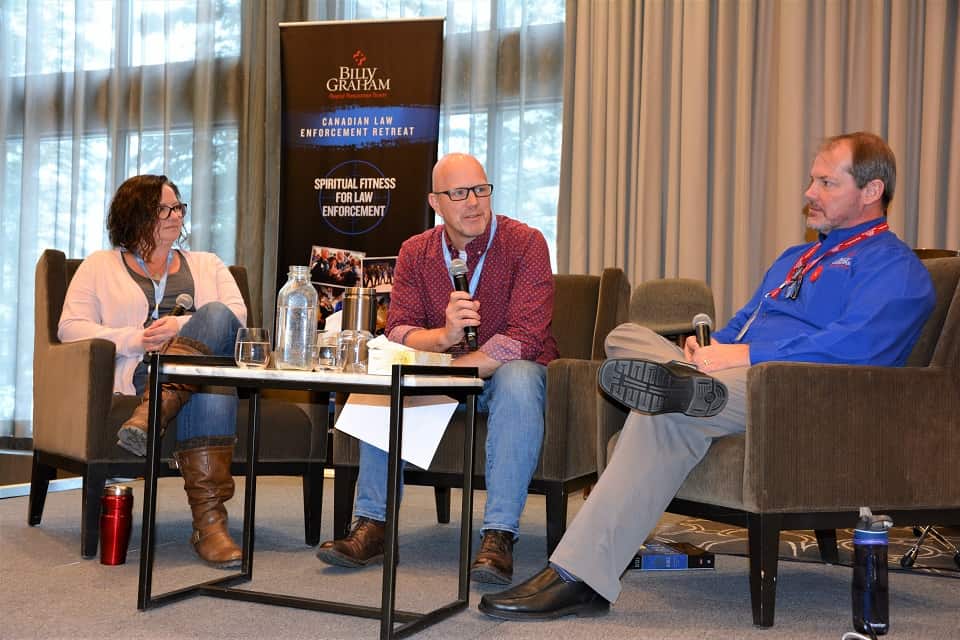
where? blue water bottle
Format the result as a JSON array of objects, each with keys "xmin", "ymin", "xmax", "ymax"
[{"xmin": 852, "ymin": 507, "xmax": 893, "ymax": 636}]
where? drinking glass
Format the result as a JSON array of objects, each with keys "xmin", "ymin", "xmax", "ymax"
[
  {"xmin": 314, "ymin": 330, "xmax": 341, "ymax": 371},
  {"xmin": 235, "ymin": 328, "xmax": 271, "ymax": 368},
  {"xmin": 337, "ymin": 329, "xmax": 371, "ymax": 374}
]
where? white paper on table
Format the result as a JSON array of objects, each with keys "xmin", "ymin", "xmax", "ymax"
[
  {"xmin": 324, "ymin": 310, "xmax": 342, "ymax": 332},
  {"xmin": 334, "ymin": 394, "xmax": 459, "ymax": 469}
]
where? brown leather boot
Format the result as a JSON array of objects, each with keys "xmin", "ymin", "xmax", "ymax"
[
  {"xmin": 470, "ymin": 529, "xmax": 515, "ymax": 584},
  {"xmin": 316, "ymin": 517, "xmax": 386, "ymax": 568},
  {"xmin": 174, "ymin": 441, "xmax": 242, "ymax": 568},
  {"xmin": 118, "ymin": 336, "xmax": 212, "ymax": 456}
]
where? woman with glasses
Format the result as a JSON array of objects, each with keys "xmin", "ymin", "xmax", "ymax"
[{"xmin": 58, "ymin": 174, "xmax": 247, "ymax": 568}]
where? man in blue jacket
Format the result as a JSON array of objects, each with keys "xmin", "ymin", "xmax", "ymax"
[{"xmin": 479, "ymin": 131, "xmax": 936, "ymax": 619}]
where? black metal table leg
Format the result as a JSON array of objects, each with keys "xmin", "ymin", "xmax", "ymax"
[
  {"xmin": 458, "ymin": 394, "xmax": 478, "ymax": 600},
  {"xmin": 380, "ymin": 366, "xmax": 405, "ymax": 639},
  {"xmin": 138, "ymin": 351, "xmax": 164, "ymax": 610},
  {"xmin": 240, "ymin": 388, "xmax": 261, "ymax": 576}
]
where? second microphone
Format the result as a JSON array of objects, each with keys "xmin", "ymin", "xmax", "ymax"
[{"xmin": 449, "ymin": 258, "xmax": 479, "ymax": 350}]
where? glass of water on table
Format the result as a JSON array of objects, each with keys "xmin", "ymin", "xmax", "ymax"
[{"xmin": 235, "ymin": 328, "xmax": 271, "ymax": 368}]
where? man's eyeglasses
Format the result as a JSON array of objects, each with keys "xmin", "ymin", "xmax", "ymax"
[
  {"xmin": 157, "ymin": 203, "xmax": 188, "ymax": 219},
  {"xmin": 432, "ymin": 183, "xmax": 494, "ymax": 202}
]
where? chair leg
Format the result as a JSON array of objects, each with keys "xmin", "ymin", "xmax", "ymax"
[
  {"xmin": 302, "ymin": 466, "xmax": 324, "ymax": 546},
  {"xmin": 434, "ymin": 487, "xmax": 451, "ymax": 524},
  {"xmin": 81, "ymin": 465, "xmax": 108, "ymax": 559},
  {"xmin": 333, "ymin": 466, "xmax": 358, "ymax": 538},
  {"xmin": 747, "ymin": 513, "xmax": 782, "ymax": 627},
  {"xmin": 544, "ymin": 484, "xmax": 568, "ymax": 556},
  {"xmin": 28, "ymin": 452, "xmax": 57, "ymax": 526},
  {"xmin": 814, "ymin": 528, "xmax": 839, "ymax": 563}
]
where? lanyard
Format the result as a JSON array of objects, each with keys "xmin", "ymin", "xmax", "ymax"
[
  {"xmin": 767, "ymin": 221, "xmax": 888, "ymax": 299},
  {"xmin": 131, "ymin": 249, "xmax": 175, "ymax": 320},
  {"xmin": 734, "ymin": 221, "xmax": 888, "ymax": 342},
  {"xmin": 442, "ymin": 214, "xmax": 498, "ymax": 296}
]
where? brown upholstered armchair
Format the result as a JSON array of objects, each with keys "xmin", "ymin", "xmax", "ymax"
[
  {"xmin": 628, "ymin": 277, "xmax": 715, "ymax": 342},
  {"xmin": 597, "ymin": 256, "xmax": 960, "ymax": 627},
  {"xmin": 30, "ymin": 249, "xmax": 329, "ymax": 558},
  {"xmin": 332, "ymin": 268, "xmax": 631, "ymax": 554}
]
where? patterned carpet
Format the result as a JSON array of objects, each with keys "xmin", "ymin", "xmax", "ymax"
[{"xmin": 652, "ymin": 517, "xmax": 960, "ymax": 577}]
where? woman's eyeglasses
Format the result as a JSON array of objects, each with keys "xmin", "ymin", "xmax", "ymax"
[{"xmin": 157, "ymin": 203, "xmax": 188, "ymax": 219}]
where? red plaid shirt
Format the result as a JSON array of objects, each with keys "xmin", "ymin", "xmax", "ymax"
[{"xmin": 386, "ymin": 215, "xmax": 558, "ymax": 365}]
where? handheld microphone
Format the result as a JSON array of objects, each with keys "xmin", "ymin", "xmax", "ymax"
[
  {"xmin": 692, "ymin": 312, "xmax": 713, "ymax": 347},
  {"xmin": 449, "ymin": 258, "xmax": 478, "ymax": 350},
  {"xmin": 168, "ymin": 293, "xmax": 194, "ymax": 317}
]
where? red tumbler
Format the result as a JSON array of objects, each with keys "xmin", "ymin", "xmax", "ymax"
[{"xmin": 100, "ymin": 485, "xmax": 134, "ymax": 565}]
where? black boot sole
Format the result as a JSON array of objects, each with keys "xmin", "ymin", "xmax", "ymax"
[
  {"xmin": 470, "ymin": 564, "xmax": 512, "ymax": 585},
  {"xmin": 117, "ymin": 426, "xmax": 148, "ymax": 457},
  {"xmin": 598, "ymin": 358, "xmax": 727, "ymax": 417},
  {"xmin": 315, "ymin": 547, "xmax": 384, "ymax": 568}
]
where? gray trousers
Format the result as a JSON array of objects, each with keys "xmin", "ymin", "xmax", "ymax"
[{"xmin": 549, "ymin": 323, "xmax": 748, "ymax": 603}]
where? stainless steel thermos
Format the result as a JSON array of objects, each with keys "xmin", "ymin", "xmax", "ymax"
[
  {"xmin": 341, "ymin": 287, "xmax": 377, "ymax": 334},
  {"xmin": 100, "ymin": 484, "xmax": 134, "ymax": 565}
]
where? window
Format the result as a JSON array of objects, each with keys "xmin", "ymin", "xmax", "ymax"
[
  {"xmin": 1, "ymin": 0, "xmax": 564, "ymax": 439},
  {"xmin": 346, "ymin": 1, "xmax": 565, "ymax": 261},
  {"xmin": 0, "ymin": 0, "xmax": 241, "ymax": 438}
]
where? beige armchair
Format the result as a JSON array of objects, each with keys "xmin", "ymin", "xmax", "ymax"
[
  {"xmin": 332, "ymin": 268, "xmax": 631, "ymax": 554},
  {"xmin": 597, "ymin": 257, "xmax": 960, "ymax": 626},
  {"xmin": 29, "ymin": 249, "xmax": 328, "ymax": 558}
]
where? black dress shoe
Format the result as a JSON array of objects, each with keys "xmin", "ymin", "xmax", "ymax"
[
  {"xmin": 478, "ymin": 566, "xmax": 609, "ymax": 620},
  {"xmin": 598, "ymin": 358, "xmax": 727, "ymax": 417}
]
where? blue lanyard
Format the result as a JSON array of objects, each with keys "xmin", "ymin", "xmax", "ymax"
[
  {"xmin": 130, "ymin": 249, "xmax": 174, "ymax": 320},
  {"xmin": 442, "ymin": 215, "xmax": 497, "ymax": 296}
]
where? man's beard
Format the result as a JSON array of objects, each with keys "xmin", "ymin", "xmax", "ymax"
[{"xmin": 803, "ymin": 204, "xmax": 833, "ymax": 234}]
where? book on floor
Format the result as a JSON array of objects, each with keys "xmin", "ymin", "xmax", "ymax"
[{"xmin": 629, "ymin": 540, "xmax": 715, "ymax": 571}]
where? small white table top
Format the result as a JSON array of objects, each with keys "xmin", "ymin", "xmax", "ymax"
[{"xmin": 157, "ymin": 362, "xmax": 484, "ymax": 390}]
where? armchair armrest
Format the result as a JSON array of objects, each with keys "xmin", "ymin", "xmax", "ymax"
[
  {"xmin": 33, "ymin": 339, "xmax": 116, "ymax": 458},
  {"xmin": 744, "ymin": 362, "xmax": 960, "ymax": 512},
  {"xmin": 541, "ymin": 358, "xmax": 603, "ymax": 479}
]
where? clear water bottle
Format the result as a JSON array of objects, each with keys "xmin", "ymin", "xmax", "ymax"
[
  {"xmin": 852, "ymin": 507, "xmax": 892, "ymax": 636},
  {"xmin": 275, "ymin": 265, "xmax": 318, "ymax": 370}
]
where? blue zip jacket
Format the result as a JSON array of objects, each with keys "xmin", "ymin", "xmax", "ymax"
[{"xmin": 712, "ymin": 218, "xmax": 935, "ymax": 366}]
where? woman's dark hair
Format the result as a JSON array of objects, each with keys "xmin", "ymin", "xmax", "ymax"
[{"xmin": 106, "ymin": 174, "xmax": 181, "ymax": 257}]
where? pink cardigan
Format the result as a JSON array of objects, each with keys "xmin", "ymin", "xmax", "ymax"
[{"xmin": 58, "ymin": 248, "xmax": 247, "ymax": 395}]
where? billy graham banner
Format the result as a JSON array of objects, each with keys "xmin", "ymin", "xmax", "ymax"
[{"xmin": 277, "ymin": 18, "xmax": 443, "ymax": 293}]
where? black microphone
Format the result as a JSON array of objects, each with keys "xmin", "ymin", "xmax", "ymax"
[
  {"xmin": 168, "ymin": 293, "xmax": 194, "ymax": 317},
  {"xmin": 449, "ymin": 258, "xmax": 478, "ymax": 350},
  {"xmin": 693, "ymin": 312, "xmax": 712, "ymax": 347}
]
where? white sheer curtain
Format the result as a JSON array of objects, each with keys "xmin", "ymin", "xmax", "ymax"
[
  {"xmin": 0, "ymin": 1, "xmax": 243, "ymax": 438},
  {"xmin": 1, "ymin": 0, "xmax": 566, "ymax": 440},
  {"xmin": 331, "ymin": 0, "xmax": 565, "ymax": 259}
]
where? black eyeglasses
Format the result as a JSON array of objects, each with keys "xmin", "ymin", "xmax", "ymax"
[
  {"xmin": 157, "ymin": 203, "xmax": 188, "ymax": 219},
  {"xmin": 432, "ymin": 183, "xmax": 494, "ymax": 202}
]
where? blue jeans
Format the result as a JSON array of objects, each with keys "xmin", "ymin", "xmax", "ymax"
[
  {"xmin": 354, "ymin": 359, "xmax": 547, "ymax": 537},
  {"xmin": 132, "ymin": 301, "xmax": 243, "ymax": 443}
]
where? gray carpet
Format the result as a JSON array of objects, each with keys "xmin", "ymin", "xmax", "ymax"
[{"xmin": 2, "ymin": 476, "xmax": 958, "ymax": 639}]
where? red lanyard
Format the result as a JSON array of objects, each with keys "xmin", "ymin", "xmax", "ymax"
[{"xmin": 768, "ymin": 221, "xmax": 888, "ymax": 299}]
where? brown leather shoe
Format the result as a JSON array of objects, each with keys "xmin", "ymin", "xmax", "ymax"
[
  {"xmin": 470, "ymin": 529, "xmax": 515, "ymax": 584},
  {"xmin": 316, "ymin": 517, "xmax": 385, "ymax": 568}
]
